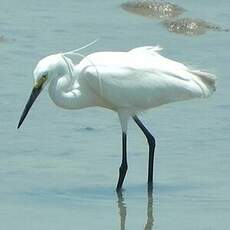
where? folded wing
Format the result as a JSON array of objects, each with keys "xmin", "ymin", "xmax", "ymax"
[{"xmin": 77, "ymin": 47, "xmax": 216, "ymax": 110}]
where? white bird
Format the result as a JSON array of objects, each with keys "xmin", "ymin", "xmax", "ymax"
[{"xmin": 17, "ymin": 44, "xmax": 216, "ymax": 191}]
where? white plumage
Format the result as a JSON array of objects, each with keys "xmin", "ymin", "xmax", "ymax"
[
  {"xmin": 18, "ymin": 45, "xmax": 217, "ymax": 190},
  {"xmin": 77, "ymin": 46, "xmax": 216, "ymax": 110},
  {"xmin": 51, "ymin": 46, "xmax": 216, "ymax": 131}
]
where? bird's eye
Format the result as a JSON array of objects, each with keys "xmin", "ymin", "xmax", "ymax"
[{"xmin": 42, "ymin": 74, "xmax": 47, "ymax": 81}]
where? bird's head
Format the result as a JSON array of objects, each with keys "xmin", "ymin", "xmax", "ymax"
[
  {"xmin": 17, "ymin": 54, "xmax": 68, "ymax": 129},
  {"xmin": 33, "ymin": 54, "xmax": 68, "ymax": 87}
]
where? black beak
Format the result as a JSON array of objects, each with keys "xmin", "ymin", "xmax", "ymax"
[{"xmin": 17, "ymin": 85, "xmax": 42, "ymax": 129}]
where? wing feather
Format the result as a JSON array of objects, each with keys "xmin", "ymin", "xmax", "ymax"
[
  {"xmin": 76, "ymin": 48, "xmax": 215, "ymax": 110},
  {"xmin": 79, "ymin": 64, "xmax": 203, "ymax": 110}
]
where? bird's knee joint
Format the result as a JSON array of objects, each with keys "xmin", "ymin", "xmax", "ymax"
[
  {"xmin": 148, "ymin": 136, "xmax": 156, "ymax": 146},
  {"xmin": 119, "ymin": 163, "xmax": 128, "ymax": 173}
]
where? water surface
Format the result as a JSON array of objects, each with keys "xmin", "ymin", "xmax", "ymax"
[{"xmin": 0, "ymin": 0, "xmax": 230, "ymax": 229}]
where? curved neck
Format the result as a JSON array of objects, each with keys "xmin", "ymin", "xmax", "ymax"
[
  {"xmin": 48, "ymin": 74, "xmax": 101, "ymax": 110},
  {"xmin": 48, "ymin": 75, "xmax": 71, "ymax": 109},
  {"xmin": 47, "ymin": 55, "xmax": 104, "ymax": 110}
]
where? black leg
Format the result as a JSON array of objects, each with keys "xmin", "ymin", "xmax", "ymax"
[
  {"xmin": 133, "ymin": 115, "xmax": 156, "ymax": 187},
  {"xmin": 116, "ymin": 132, "xmax": 128, "ymax": 191}
]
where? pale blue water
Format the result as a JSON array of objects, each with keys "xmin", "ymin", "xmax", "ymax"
[{"xmin": 0, "ymin": 0, "xmax": 230, "ymax": 229}]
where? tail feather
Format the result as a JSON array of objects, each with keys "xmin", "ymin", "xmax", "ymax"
[{"xmin": 189, "ymin": 70, "xmax": 217, "ymax": 97}]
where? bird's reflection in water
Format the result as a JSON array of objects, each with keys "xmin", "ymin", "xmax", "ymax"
[
  {"xmin": 144, "ymin": 187, "xmax": 154, "ymax": 230},
  {"xmin": 116, "ymin": 187, "xmax": 154, "ymax": 230},
  {"xmin": 117, "ymin": 191, "xmax": 127, "ymax": 230}
]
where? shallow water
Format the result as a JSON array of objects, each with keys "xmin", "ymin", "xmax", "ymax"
[{"xmin": 0, "ymin": 0, "xmax": 230, "ymax": 229}]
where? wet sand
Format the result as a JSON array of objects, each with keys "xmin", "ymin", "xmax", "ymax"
[
  {"xmin": 162, "ymin": 18, "xmax": 229, "ymax": 36},
  {"xmin": 121, "ymin": 0, "xmax": 185, "ymax": 19},
  {"xmin": 121, "ymin": 1, "xmax": 229, "ymax": 36}
]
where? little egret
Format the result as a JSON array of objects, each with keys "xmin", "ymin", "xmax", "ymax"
[{"xmin": 17, "ymin": 45, "xmax": 216, "ymax": 191}]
